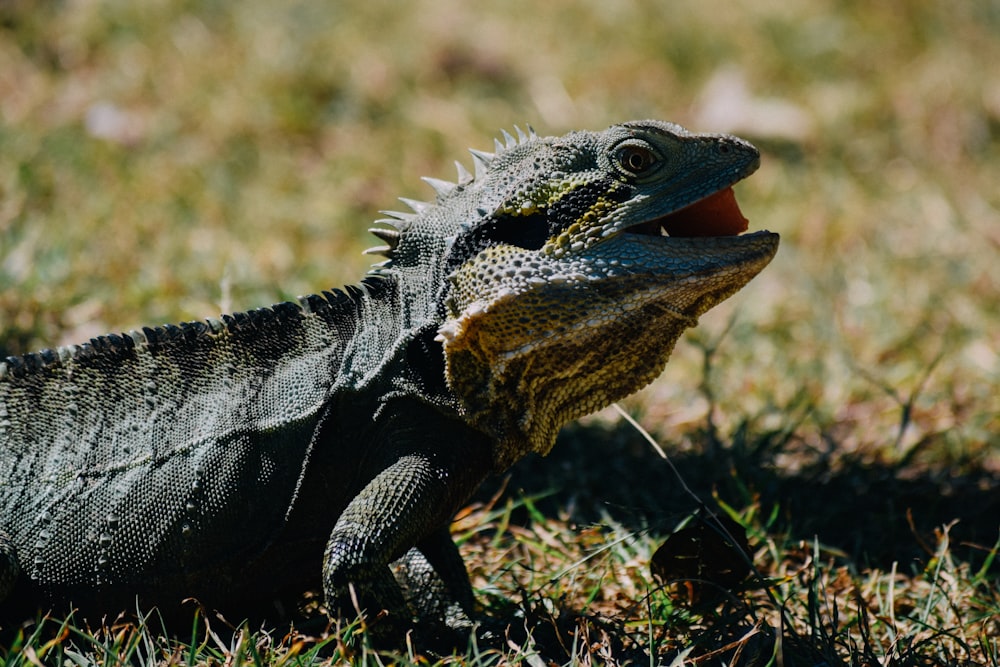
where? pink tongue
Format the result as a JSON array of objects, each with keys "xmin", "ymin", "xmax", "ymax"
[{"xmin": 660, "ymin": 187, "xmax": 749, "ymax": 237}]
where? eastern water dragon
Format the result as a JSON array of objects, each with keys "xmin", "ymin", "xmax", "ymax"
[{"xmin": 0, "ymin": 120, "xmax": 779, "ymax": 640}]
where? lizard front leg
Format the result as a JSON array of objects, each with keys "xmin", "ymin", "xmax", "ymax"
[
  {"xmin": 322, "ymin": 440, "xmax": 489, "ymax": 641},
  {"xmin": 392, "ymin": 526, "xmax": 476, "ymax": 633}
]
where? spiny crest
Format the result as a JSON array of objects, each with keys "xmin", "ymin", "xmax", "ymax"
[
  {"xmin": 454, "ymin": 160, "xmax": 472, "ymax": 184},
  {"xmin": 468, "ymin": 149, "xmax": 494, "ymax": 180},
  {"xmin": 421, "ymin": 177, "xmax": 456, "ymax": 198},
  {"xmin": 364, "ymin": 124, "xmax": 537, "ymax": 260},
  {"xmin": 363, "ymin": 226, "xmax": 402, "ymax": 260},
  {"xmin": 0, "ymin": 284, "xmax": 391, "ymax": 382},
  {"xmin": 442, "ymin": 123, "xmax": 538, "ymax": 189}
]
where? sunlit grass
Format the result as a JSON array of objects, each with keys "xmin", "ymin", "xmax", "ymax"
[{"xmin": 1, "ymin": 0, "xmax": 999, "ymax": 663}]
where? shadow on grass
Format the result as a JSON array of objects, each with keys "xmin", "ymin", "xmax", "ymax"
[
  {"xmin": 473, "ymin": 417, "xmax": 999, "ymax": 664},
  {"xmin": 488, "ymin": 418, "xmax": 999, "ymax": 575}
]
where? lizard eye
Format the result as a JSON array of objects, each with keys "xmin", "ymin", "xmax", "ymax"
[{"xmin": 614, "ymin": 142, "xmax": 658, "ymax": 177}]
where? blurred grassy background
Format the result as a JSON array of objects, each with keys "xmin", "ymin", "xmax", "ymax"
[
  {"xmin": 1, "ymin": 0, "xmax": 999, "ymax": 661},
  {"xmin": 3, "ymin": 0, "xmax": 997, "ymax": 471}
]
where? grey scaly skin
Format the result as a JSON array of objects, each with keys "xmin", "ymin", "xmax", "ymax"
[{"xmin": 0, "ymin": 121, "xmax": 778, "ymax": 640}]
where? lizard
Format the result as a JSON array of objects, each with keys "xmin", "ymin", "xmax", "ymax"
[{"xmin": 0, "ymin": 120, "xmax": 779, "ymax": 641}]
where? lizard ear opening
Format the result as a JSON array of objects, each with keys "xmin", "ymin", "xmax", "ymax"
[
  {"xmin": 444, "ymin": 210, "xmax": 549, "ymax": 273},
  {"xmin": 460, "ymin": 211, "xmax": 549, "ymax": 253}
]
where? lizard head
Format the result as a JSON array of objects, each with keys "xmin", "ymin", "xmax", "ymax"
[{"xmin": 373, "ymin": 121, "xmax": 780, "ymax": 469}]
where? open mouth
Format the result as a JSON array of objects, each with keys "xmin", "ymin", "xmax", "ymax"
[{"xmin": 629, "ymin": 187, "xmax": 750, "ymax": 238}]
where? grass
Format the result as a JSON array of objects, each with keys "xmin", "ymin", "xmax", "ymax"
[{"xmin": 2, "ymin": 0, "xmax": 999, "ymax": 664}]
